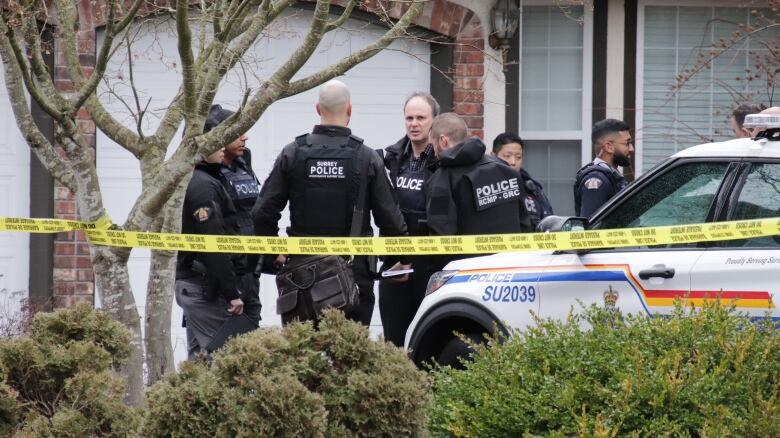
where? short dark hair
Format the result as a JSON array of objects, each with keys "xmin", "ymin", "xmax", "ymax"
[
  {"xmin": 732, "ymin": 103, "xmax": 766, "ymax": 128},
  {"xmin": 592, "ymin": 118, "xmax": 631, "ymax": 145},
  {"xmin": 404, "ymin": 92, "xmax": 440, "ymax": 117},
  {"xmin": 204, "ymin": 104, "xmax": 235, "ymax": 133},
  {"xmin": 430, "ymin": 112, "xmax": 468, "ymax": 145},
  {"xmin": 492, "ymin": 132, "xmax": 524, "ymax": 154}
]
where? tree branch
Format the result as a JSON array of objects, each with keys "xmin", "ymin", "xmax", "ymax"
[
  {"xmin": 176, "ymin": 0, "xmax": 198, "ymax": 134},
  {"xmin": 325, "ymin": 0, "xmax": 358, "ymax": 33},
  {"xmin": 1, "ymin": 16, "xmax": 63, "ymax": 120},
  {"xmin": 53, "ymin": 0, "xmax": 143, "ymax": 156},
  {"xmin": 282, "ymin": 0, "xmax": 423, "ymax": 98},
  {"xmin": 0, "ymin": 28, "xmax": 77, "ymax": 192},
  {"xmin": 194, "ymin": 0, "xmax": 288, "ymax": 123}
]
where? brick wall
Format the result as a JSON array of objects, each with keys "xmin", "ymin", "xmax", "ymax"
[
  {"xmin": 51, "ymin": 1, "xmax": 97, "ymax": 308},
  {"xmin": 412, "ymin": 0, "xmax": 486, "ymax": 138}
]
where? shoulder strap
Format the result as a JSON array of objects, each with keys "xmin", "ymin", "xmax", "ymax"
[
  {"xmin": 295, "ymin": 134, "xmax": 309, "ymax": 147},
  {"xmin": 349, "ymin": 145, "xmax": 371, "ymax": 237}
]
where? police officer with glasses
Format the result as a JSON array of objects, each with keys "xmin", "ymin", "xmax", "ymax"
[{"xmin": 574, "ymin": 119, "xmax": 633, "ymax": 217}]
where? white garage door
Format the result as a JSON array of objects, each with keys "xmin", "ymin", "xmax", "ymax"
[
  {"xmin": 96, "ymin": 11, "xmax": 430, "ymax": 365},
  {"xmin": 0, "ymin": 71, "xmax": 30, "ymax": 318}
]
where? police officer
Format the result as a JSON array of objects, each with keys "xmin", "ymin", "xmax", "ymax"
[
  {"xmin": 175, "ymin": 147, "xmax": 247, "ymax": 359},
  {"xmin": 574, "ymin": 119, "xmax": 633, "ymax": 217},
  {"xmin": 379, "ymin": 92, "xmax": 439, "ymax": 347},
  {"xmin": 492, "ymin": 132, "xmax": 553, "ymax": 230},
  {"xmin": 203, "ymin": 105, "xmax": 263, "ymax": 324},
  {"xmin": 426, "ymin": 113, "xmax": 532, "ymax": 270},
  {"xmin": 252, "ymin": 79, "xmax": 407, "ymax": 326}
]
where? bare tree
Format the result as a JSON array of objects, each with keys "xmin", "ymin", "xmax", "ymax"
[
  {"xmin": 671, "ymin": 3, "xmax": 780, "ymax": 138},
  {"xmin": 0, "ymin": 0, "xmax": 422, "ymax": 404}
]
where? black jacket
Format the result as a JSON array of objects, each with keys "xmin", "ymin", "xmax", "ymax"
[
  {"xmin": 426, "ymin": 137, "xmax": 532, "ymax": 236},
  {"xmin": 253, "ymin": 125, "xmax": 407, "ymax": 238},
  {"xmin": 519, "ymin": 168, "xmax": 554, "ymax": 230},
  {"xmin": 383, "ymin": 136, "xmax": 437, "ymax": 235},
  {"xmin": 574, "ymin": 159, "xmax": 627, "ymax": 217},
  {"xmin": 177, "ymin": 162, "xmax": 244, "ymax": 301}
]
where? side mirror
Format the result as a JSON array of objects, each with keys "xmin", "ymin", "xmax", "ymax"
[{"xmin": 536, "ymin": 215, "xmax": 588, "ymax": 233}]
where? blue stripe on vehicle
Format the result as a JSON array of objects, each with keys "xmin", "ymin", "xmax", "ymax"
[
  {"xmin": 447, "ymin": 269, "xmax": 652, "ymax": 316},
  {"xmin": 449, "ymin": 270, "xmax": 626, "ymax": 284}
]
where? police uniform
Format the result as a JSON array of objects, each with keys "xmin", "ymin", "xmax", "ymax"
[
  {"xmin": 519, "ymin": 168, "xmax": 554, "ymax": 230},
  {"xmin": 378, "ymin": 136, "xmax": 437, "ymax": 347},
  {"xmin": 426, "ymin": 137, "xmax": 532, "ymax": 271},
  {"xmin": 573, "ymin": 158, "xmax": 627, "ymax": 217},
  {"xmin": 175, "ymin": 161, "xmax": 252, "ymax": 359},
  {"xmin": 252, "ymin": 125, "xmax": 407, "ymax": 326},
  {"xmin": 218, "ymin": 148, "xmax": 263, "ymax": 324}
]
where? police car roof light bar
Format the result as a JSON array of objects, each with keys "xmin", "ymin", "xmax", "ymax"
[{"xmin": 743, "ymin": 114, "xmax": 780, "ymax": 141}]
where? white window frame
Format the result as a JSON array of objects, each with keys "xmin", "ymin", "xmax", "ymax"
[
  {"xmin": 517, "ymin": 0, "xmax": 594, "ymax": 165},
  {"xmin": 635, "ymin": 0, "xmax": 769, "ymax": 175}
]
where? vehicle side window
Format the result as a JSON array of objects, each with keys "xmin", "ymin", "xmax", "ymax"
[
  {"xmin": 597, "ymin": 162, "xmax": 729, "ymax": 229},
  {"xmin": 727, "ymin": 163, "xmax": 780, "ymax": 248}
]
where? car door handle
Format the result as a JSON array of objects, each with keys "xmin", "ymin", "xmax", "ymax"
[{"xmin": 638, "ymin": 267, "xmax": 675, "ymax": 280}]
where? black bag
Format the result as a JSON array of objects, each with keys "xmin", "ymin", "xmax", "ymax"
[
  {"xmin": 275, "ymin": 255, "xmax": 360, "ymax": 323},
  {"xmin": 275, "ymin": 144, "xmax": 371, "ymax": 324}
]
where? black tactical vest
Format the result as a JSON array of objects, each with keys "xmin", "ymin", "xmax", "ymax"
[
  {"xmin": 288, "ymin": 133, "xmax": 364, "ymax": 236},
  {"xmin": 573, "ymin": 161, "xmax": 627, "ymax": 216},
  {"xmin": 452, "ymin": 156, "xmax": 527, "ymax": 235},
  {"xmin": 220, "ymin": 159, "xmax": 260, "ymax": 236}
]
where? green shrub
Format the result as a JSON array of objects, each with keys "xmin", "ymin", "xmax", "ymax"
[
  {"xmin": 429, "ymin": 302, "xmax": 780, "ymax": 437},
  {"xmin": 143, "ymin": 309, "xmax": 431, "ymax": 437},
  {"xmin": 0, "ymin": 303, "xmax": 140, "ymax": 437}
]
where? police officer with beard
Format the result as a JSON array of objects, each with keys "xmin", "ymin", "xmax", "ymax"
[
  {"xmin": 378, "ymin": 92, "xmax": 439, "ymax": 347},
  {"xmin": 175, "ymin": 147, "xmax": 248, "ymax": 359},
  {"xmin": 426, "ymin": 113, "xmax": 532, "ymax": 271},
  {"xmin": 203, "ymin": 105, "xmax": 263, "ymax": 324},
  {"xmin": 574, "ymin": 119, "xmax": 633, "ymax": 217},
  {"xmin": 252, "ymin": 79, "xmax": 407, "ymax": 326}
]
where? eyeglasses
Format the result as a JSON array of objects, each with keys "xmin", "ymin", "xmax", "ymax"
[{"xmin": 608, "ymin": 139, "xmax": 634, "ymax": 147}]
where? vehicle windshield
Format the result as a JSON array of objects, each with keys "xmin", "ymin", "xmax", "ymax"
[{"xmin": 595, "ymin": 162, "xmax": 729, "ymax": 229}]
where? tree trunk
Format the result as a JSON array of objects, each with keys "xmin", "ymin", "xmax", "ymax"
[
  {"xmin": 144, "ymin": 249, "xmax": 176, "ymax": 385},
  {"xmin": 91, "ymin": 245, "xmax": 144, "ymax": 405},
  {"xmin": 143, "ymin": 175, "xmax": 188, "ymax": 385}
]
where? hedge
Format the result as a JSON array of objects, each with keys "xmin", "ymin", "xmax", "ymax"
[
  {"xmin": 143, "ymin": 309, "xmax": 431, "ymax": 437},
  {"xmin": 429, "ymin": 302, "xmax": 780, "ymax": 437}
]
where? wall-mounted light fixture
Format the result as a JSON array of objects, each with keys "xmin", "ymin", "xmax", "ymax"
[{"xmin": 488, "ymin": 0, "xmax": 520, "ymax": 73}]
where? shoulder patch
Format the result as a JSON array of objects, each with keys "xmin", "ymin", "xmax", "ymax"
[
  {"xmin": 193, "ymin": 206, "xmax": 212, "ymax": 223},
  {"xmin": 584, "ymin": 177, "xmax": 603, "ymax": 190}
]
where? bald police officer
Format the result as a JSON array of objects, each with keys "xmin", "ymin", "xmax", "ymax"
[
  {"xmin": 574, "ymin": 119, "xmax": 633, "ymax": 217},
  {"xmin": 426, "ymin": 113, "xmax": 532, "ymax": 270},
  {"xmin": 253, "ymin": 79, "xmax": 407, "ymax": 326}
]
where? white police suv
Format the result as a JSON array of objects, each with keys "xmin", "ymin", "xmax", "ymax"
[{"xmin": 405, "ymin": 114, "xmax": 780, "ymax": 367}]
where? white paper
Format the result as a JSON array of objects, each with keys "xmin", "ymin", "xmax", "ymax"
[{"xmin": 381, "ymin": 268, "xmax": 415, "ymax": 278}]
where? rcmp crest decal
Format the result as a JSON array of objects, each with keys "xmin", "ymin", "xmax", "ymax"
[
  {"xmin": 603, "ymin": 285, "xmax": 619, "ymax": 309},
  {"xmin": 193, "ymin": 207, "xmax": 211, "ymax": 223}
]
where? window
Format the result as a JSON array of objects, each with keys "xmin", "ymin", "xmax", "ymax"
[
  {"xmin": 519, "ymin": 3, "xmax": 592, "ymax": 216},
  {"xmin": 728, "ymin": 163, "xmax": 780, "ymax": 247},
  {"xmin": 597, "ymin": 162, "xmax": 728, "ymax": 229},
  {"xmin": 639, "ymin": 5, "xmax": 780, "ymax": 172},
  {"xmin": 522, "ymin": 140, "xmax": 580, "ymax": 216}
]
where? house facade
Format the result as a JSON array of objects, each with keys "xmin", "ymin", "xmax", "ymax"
[{"xmin": 1, "ymin": 0, "xmax": 773, "ymax": 349}]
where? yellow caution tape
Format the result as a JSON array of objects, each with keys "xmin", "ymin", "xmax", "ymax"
[
  {"xmin": 0, "ymin": 216, "xmax": 112, "ymax": 233},
  {"xmin": 0, "ymin": 215, "xmax": 778, "ymax": 255}
]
